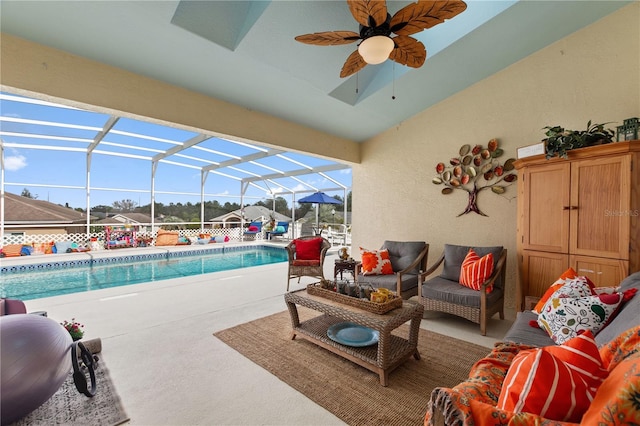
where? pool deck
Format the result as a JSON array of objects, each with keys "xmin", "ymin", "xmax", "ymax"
[{"xmin": 3, "ymin": 242, "xmax": 514, "ymax": 425}]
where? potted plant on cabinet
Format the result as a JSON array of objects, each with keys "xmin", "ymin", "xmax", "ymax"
[{"xmin": 543, "ymin": 120, "xmax": 615, "ymax": 159}]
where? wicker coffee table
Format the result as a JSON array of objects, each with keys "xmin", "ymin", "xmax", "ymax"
[{"xmin": 284, "ymin": 289, "xmax": 424, "ymax": 386}]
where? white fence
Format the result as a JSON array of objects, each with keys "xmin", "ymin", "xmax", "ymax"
[{"xmin": 1, "ymin": 222, "xmax": 351, "ymax": 249}]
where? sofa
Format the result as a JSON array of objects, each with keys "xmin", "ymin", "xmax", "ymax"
[{"xmin": 425, "ymin": 271, "xmax": 640, "ymax": 425}]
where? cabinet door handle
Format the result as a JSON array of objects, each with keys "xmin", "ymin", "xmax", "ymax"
[{"xmin": 563, "ymin": 206, "xmax": 578, "ymax": 210}]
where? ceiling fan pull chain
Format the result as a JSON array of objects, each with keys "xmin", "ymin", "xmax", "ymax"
[
  {"xmin": 392, "ymin": 62, "xmax": 396, "ymax": 100},
  {"xmin": 356, "ymin": 72, "xmax": 359, "ymax": 94}
]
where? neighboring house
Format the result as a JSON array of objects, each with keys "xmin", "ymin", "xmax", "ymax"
[
  {"xmin": 210, "ymin": 205, "xmax": 291, "ymax": 228},
  {"xmin": 93, "ymin": 213, "xmax": 163, "ymax": 234},
  {"xmin": 2, "ymin": 192, "xmax": 92, "ymax": 240}
]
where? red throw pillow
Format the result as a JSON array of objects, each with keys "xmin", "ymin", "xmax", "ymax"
[
  {"xmin": 294, "ymin": 238, "xmax": 322, "ymax": 261},
  {"xmin": 248, "ymin": 225, "xmax": 259, "ymax": 232},
  {"xmin": 459, "ymin": 249, "xmax": 494, "ymax": 291}
]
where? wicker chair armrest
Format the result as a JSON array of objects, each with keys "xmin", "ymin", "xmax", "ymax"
[
  {"xmin": 419, "ymin": 253, "xmax": 445, "ymax": 284},
  {"xmin": 479, "ymin": 249, "xmax": 507, "ymax": 291}
]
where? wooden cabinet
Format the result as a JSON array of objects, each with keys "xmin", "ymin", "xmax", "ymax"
[{"xmin": 515, "ymin": 141, "xmax": 639, "ymax": 310}]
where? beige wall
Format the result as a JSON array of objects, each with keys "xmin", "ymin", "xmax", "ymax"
[{"xmin": 352, "ymin": 3, "xmax": 640, "ymax": 310}]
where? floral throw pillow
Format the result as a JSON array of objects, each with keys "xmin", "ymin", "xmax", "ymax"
[
  {"xmin": 359, "ymin": 248, "xmax": 393, "ymax": 276},
  {"xmin": 537, "ymin": 290, "xmax": 631, "ymax": 344}
]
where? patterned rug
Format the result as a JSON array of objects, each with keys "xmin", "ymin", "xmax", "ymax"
[
  {"xmin": 214, "ymin": 308, "xmax": 491, "ymax": 426},
  {"xmin": 10, "ymin": 354, "xmax": 129, "ymax": 426}
]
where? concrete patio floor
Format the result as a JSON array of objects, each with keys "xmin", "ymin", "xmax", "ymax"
[{"xmin": 16, "ymin": 244, "xmax": 514, "ymax": 425}]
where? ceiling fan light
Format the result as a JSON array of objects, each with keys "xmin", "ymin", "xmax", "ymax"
[{"xmin": 358, "ymin": 35, "xmax": 394, "ymax": 65}]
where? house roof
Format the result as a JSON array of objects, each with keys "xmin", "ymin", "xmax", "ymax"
[
  {"xmin": 93, "ymin": 213, "xmax": 158, "ymax": 225},
  {"xmin": 211, "ymin": 205, "xmax": 290, "ymax": 223},
  {"xmin": 3, "ymin": 192, "xmax": 90, "ymax": 224}
]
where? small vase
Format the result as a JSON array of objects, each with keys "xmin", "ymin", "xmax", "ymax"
[{"xmin": 71, "ymin": 335, "xmax": 83, "ymax": 342}]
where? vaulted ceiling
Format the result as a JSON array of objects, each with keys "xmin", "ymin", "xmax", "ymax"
[{"xmin": 0, "ymin": 1, "xmax": 630, "ymax": 142}]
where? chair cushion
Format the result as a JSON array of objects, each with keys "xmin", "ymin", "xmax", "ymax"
[
  {"xmin": 459, "ymin": 249, "xmax": 494, "ymax": 291},
  {"xmin": 421, "ymin": 276, "xmax": 503, "ymax": 308},
  {"xmin": 292, "ymin": 259, "xmax": 320, "ymax": 267},
  {"xmin": 294, "ymin": 238, "xmax": 322, "ymax": 260},
  {"xmin": 360, "ymin": 248, "xmax": 393, "ymax": 275},
  {"xmin": 440, "ymin": 244, "xmax": 503, "ymax": 285},
  {"xmin": 381, "ymin": 241, "xmax": 425, "ymax": 273},
  {"xmin": 359, "ymin": 273, "xmax": 418, "ymax": 294}
]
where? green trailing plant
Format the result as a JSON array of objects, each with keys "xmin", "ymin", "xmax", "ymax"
[{"xmin": 543, "ymin": 121, "xmax": 615, "ymax": 159}]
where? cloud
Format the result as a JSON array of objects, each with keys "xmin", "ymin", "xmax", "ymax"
[{"xmin": 5, "ymin": 154, "xmax": 27, "ymax": 171}]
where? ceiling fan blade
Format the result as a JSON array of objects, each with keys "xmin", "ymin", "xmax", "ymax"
[
  {"xmin": 390, "ymin": 0, "xmax": 467, "ymax": 36},
  {"xmin": 389, "ymin": 36, "xmax": 426, "ymax": 68},
  {"xmin": 347, "ymin": 0, "xmax": 388, "ymax": 29},
  {"xmin": 340, "ymin": 49, "xmax": 368, "ymax": 78},
  {"xmin": 295, "ymin": 31, "xmax": 361, "ymax": 46}
]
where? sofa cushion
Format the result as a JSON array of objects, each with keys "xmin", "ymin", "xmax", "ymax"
[
  {"xmin": 595, "ymin": 271, "xmax": 640, "ymax": 346},
  {"xmin": 459, "ymin": 249, "xmax": 494, "ymax": 291},
  {"xmin": 497, "ymin": 332, "xmax": 607, "ymax": 422},
  {"xmin": 421, "ymin": 276, "xmax": 503, "ymax": 308},
  {"xmin": 440, "ymin": 244, "xmax": 503, "ymax": 285},
  {"xmin": 503, "ymin": 311, "xmax": 556, "ymax": 347},
  {"xmin": 381, "ymin": 240, "xmax": 425, "ymax": 274}
]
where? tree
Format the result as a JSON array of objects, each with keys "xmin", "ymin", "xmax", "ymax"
[
  {"xmin": 21, "ymin": 188, "xmax": 38, "ymax": 199},
  {"xmin": 432, "ymin": 138, "xmax": 517, "ymax": 217},
  {"xmin": 112, "ymin": 199, "xmax": 138, "ymax": 212}
]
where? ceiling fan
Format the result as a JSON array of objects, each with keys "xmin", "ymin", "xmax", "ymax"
[{"xmin": 295, "ymin": 0, "xmax": 467, "ymax": 78}]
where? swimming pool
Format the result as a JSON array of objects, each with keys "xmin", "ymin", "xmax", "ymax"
[{"xmin": 0, "ymin": 246, "xmax": 288, "ymax": 300}]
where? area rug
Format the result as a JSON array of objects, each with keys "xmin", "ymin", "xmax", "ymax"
[
  {"xmin": 214, "ymin": 309, "xmax": 491, "ymax": 426},
  {"xmin": 10, "ymin": 354, "xmax": 129, "ymax": 426}
]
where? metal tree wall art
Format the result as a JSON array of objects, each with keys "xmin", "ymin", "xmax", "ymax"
[{"xmin": 432, "ymin": 138, "xmax": 517, "ymax": 217}]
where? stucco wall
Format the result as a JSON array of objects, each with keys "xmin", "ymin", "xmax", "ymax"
[{"xmin": 352, "ymin": 3, "xmax": 640, "ymax": 311}]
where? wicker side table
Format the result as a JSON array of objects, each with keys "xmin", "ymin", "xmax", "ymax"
[{"xmin": 284, "ymin": 289, "xmax": 424, "ymax": 386}]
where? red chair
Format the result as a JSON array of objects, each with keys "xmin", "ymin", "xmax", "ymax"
[{"xmin": 285, "ymin": 236, "xmax": 331, "ymax": 291}]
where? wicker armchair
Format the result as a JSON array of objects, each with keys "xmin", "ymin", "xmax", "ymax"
[
  {"xmin": 286, "ymin": 236, "xmax": 331, "ymax": 291},
  {"xmin": 417, "ymin": 244, "xmax": 507, "ymax": 335}
]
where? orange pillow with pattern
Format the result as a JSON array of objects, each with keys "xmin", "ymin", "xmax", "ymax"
[
  {"xmin": 459, "ymin": 249, "xmax": 494, "ymax": 291},
  {"xmin": 359, "ymin": 247, "xmax": 393, "ymax": 275},
  {"xmin": 532, "ymin": 267, "xmax": 578, "ymax": 313},
  {"xmin": 497, "ymin": 331, "xmax": 607, "ymax": 422}
]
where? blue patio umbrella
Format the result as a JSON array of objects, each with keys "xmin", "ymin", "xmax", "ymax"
[{"xmin": 298, "ymin": 192, "xmax": 341, "ymax": 232}]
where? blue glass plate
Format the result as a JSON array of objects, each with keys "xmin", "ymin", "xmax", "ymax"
[{"xmin": 327, "ymin": 322, "xmax": 379, "ymax": 347}]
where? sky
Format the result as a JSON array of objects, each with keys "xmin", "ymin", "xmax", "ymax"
[{"xmin": 0, "ymin": 92, "xmax": 352, "ymax": 211}]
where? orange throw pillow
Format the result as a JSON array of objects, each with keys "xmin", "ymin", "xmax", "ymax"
[
  {"xmin": 532, "ymin": 267, "xmax": 578, "ymax": 313},
  {"xmin": 497, "ymin": 331, "xmax": 608, "ymax": 422},
  {"xmin": 360, "ymin": 248, "xmax": 393, "ymax": 275},
  {"xmin": 459, "ymin": 249, "xmax": 494, "ymax": 291}
]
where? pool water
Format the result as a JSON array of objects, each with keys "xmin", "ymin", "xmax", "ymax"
[{"xmin": 1, "ymin": 247, "xmax": 288, "ymax": 300}]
